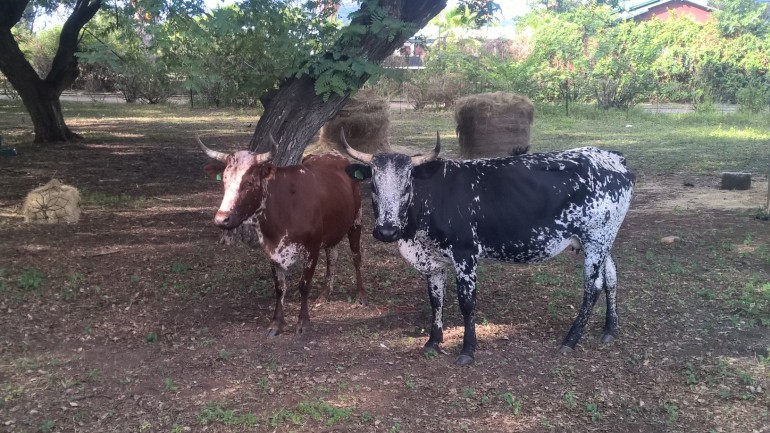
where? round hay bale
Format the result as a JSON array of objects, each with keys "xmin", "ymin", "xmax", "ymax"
[
  {"xmin": 454, "ymin": 92, "xmax": 534, "ymax": 159},
  {"xmin": 305, "ymin": 90, "xmax": 390, "ymax": 156},
  {"xmin": 22, "ymin": 179, "xmax": 81, "ymax": 224}
]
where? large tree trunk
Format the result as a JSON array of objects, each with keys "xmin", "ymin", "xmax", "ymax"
[
  {"xmin": 250, "ymin": 0, "xmax": 447, "ymax": 166},
  {"xmin": 0, "ymin": 0, "xmax": 100, "ymax": 143}
]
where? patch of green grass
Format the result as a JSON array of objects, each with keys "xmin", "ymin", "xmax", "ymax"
[
  {"xmin": 296, "ymin": 400, "xmax": 353, "ymax": 426},
  {"xmin": 684, "ymin": 363, "xmax": 698, "ymax": 385},
  {"xmin": 17, "ymin": 268, "xmax": 45, "ymax": 291},
  {"xmin": 40, "ymin": 419, "xmax": 56, "ymax": 433},
  {"xmin": 664, "ymin": 402, "xmax": 679, "ymax": 425},
  {"xmin": 532, "ymin": 270, "xmax": 563, "ymax": 286},
  {"xmin": 1, "ymin": 385, "xmax": 25, "ymax": 407},
  {"xmin": 563, "ymin": 390, "xmax": 577, "ymax": 409},
  {"xmin": 500, "ymin": 392, "xmax": 522, "ymax": 416},
  {"xmin": 198, "ymin": 405, "xmax": 258, "ymax": 428},
  {"xmin": 719, "ymin": 281, "xmax": 770, "ymax": 326},
  {"xmin": 164, "ymin": 378, "xmax": 177, "ymax": 392},
  {"xmin": 585, "ymin": 402, "xmax": 602, "ymax": 421},
  {"xmin": 80, "ymin": 189, "xmax": 146, "ymax": 207},
  {"xmin": 171, "ymin": 262, "xmax": 191, "ymax": 274}
]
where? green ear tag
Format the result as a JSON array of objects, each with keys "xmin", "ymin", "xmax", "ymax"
[
  {"xmin": 216, "ymin": 173, "xmax": 222, "ymax": 181},
  {"xmin": 354, "ymin": 169, "xmax": 364, "ymax": 180}
]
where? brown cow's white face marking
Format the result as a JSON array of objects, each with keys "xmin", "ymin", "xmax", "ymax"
[{"xmin": 216, "ymin": 151, "xmax": 269, "ymax": 229}]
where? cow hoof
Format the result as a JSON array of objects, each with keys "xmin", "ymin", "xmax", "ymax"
[
  {"xmin": 266, "ymin": 329, "xmax": 281, "ymax": 337},
  {"xmin": 558, "ymin": 345, "xmax": 573, "ymax": 355},
  {"xmin": 454, "ymin": 355, "xmax": 474, "ymax": 366},
  {"xmin": 600, "ymin": 333, "xmax": 615, "ymax": 344}
]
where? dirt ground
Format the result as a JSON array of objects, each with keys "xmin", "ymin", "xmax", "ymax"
[{"xmin": 1, "ymin": 131, "xmax": 769, "ymax": 433}]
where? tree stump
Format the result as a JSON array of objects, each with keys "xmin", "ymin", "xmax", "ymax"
[{"xmin": 720, "ymin": 172, "xmax": 751, "ymax": 190}]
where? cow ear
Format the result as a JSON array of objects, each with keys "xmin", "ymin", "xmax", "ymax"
[
  {"xmin": 412, "ymin": 161, "xmax": 440, "ymax": 179},
  {"xmin": 345, "ymin": 164, "xmax": 372, "ymax": 181},
  {"xmin": 260, "ymin": 163, "xmax": 276, "ymax": 181},
  {"xmin": 203, "ymin": 161, "xmax": 226, "ymax": 180}
]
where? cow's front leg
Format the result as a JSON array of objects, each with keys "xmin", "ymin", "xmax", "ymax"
[
  {"xmin": 267, "ymin": 264, "xmax": 288, "ymax": 337},
  {"xmin": 397, "ymin": 238, "xmax": 449, "ymax": 358},
  {"xmin": 423, "ymin": 267, "xmax": 448, "ymax": 356},
  {"xmin": 296, "ymin": 250, "xmax": 320, "ymax": 335},
  {"xmin": 453, "ymin": 254, "xmax": 478, "ymax": 366}
]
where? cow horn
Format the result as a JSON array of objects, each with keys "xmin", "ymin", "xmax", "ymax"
[
  {"xmin": 410, "ymin": 131, "xmax": 441, "ymax": 166},
  {"xmin": 340, "ymin": 129, "xmax": 373, "ymax": 164},
  {"xmin": 253, "ymin": 134, "xmax": 277, "ymax": 163},
  {"xmin": 196, "ymin": 135, "xmax": 229, "ymax": 163}
]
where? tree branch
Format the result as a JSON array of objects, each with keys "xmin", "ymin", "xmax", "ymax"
[
  {"xmin": 0, "ymin": 0, "xmax": 29, "ymax": 29},
  {"xmin": 46, "ymin": 0, "xmax": 102, "ymax": 91}
]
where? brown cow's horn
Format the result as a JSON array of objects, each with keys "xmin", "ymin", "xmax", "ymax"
[
  {"xmin": 254, "ymin": 134, "xmax": 276, "ymax": 163},
  {"xmin": 340, "ymin": 129, "xmax": 373, "ymax": 164},
  {"xmin": 410, "ymin": 131, "xmax": 441, "ymax": 166},
  {"xmin": 196, "ymin": 135, "xmax": 229, "ymax": 163}
]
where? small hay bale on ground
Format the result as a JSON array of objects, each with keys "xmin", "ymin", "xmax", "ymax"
[
  {"xmin": 720, "ymin": 172, "xmax": 751, "ymax": 190},
  {"xmin": 306, "ymin": 91, "xmax": 390, "ymax": 156},
  {"xmin": 454, "ymin": 92, "xmax": 534, "ymax": 159},
  {"xmin": 22, "ymin": 179, "xmax": 81, "ymax": 224}
]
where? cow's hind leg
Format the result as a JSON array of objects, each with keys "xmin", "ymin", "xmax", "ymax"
[
  {"xmin": 559, "ymin": 248, "xmax": 607, "ymax": 354},
  {"xmin": 600, "ymin": 255, "xmax": 618, "ymax": 344},
  {"xmin": 267, "ymin": 264, "xmax": 288, "ymax": 337},
  {"xmin": 296, "ymin": 250, "xmax": 320, "ymax": 335},
  {"xmin": 423, "ymin": 267, "xmax": 448, "ymax": 356},
  {"xmin": 347, "ymin": 221, "xmax": 365, "ymax": 305},
  {"xmin": 315, "ymin": 246, "xmax": 339, "ymax": 304}
]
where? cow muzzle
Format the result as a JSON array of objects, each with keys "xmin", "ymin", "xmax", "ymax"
[
  {"xmin": 373, "ymin": 224, "xmax": 401, "ymax": 243},
  {"xmin": 214, "ymin": 210, "xmax": 238, "ymax": 229}
]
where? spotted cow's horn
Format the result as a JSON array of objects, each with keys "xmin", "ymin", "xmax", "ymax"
[
  {"xmin": 340, "ymin": 129, "xmax": 373, "ymax": 164},
  {"xmin": 410, "ymin": 131, "xmax": 441, "ymax": 166},
  {"xmin": 196, "ymin": 135, "xmax": 229, "ymax": 163}
]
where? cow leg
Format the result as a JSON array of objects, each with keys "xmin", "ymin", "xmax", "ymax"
[
  {"xmin": 296, "ymin": 250, "xmax": 320, "ymax": 335},
  {"xmin": 600, "ymin": 255, "xmax": 618, "ymax": 344},
  {"xmin": 347, "ymin": 221, "xmax": 366, "ymax": 305},
  {"xmin": 267, "ymin": 264, "xmax": 288, "ymax": 337},
  {"xmin": 453, "ymin": 254, "xmax": 478, "ymax": 366},
  {"xmin": 315, "ymin": 246, "xmax": 338, "ymax": 304},
  {"xmin": 559, "ymin": 248, "xmax": 607, "ymax": 353},
  {"xmin": 423, "ymin": 267, "xmax": 448, "ymax": 356}
]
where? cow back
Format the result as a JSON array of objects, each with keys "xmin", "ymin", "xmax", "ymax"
[
  {"xmin": 406, "ymin": 147, "xmax": 633, "ymax": 261},
  {"xmin": 258, "ymin": 153, "xmax": 360, "ymax": 249}
]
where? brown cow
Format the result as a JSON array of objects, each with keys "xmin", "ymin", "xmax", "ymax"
[{"xmin": 198, "ymin": 136, "xmax": 364, "ymax": 336}]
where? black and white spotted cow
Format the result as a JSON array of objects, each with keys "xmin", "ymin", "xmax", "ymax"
[{"xmin": 343, "ymin": 133, "xmax": 634, "ymax": 365}]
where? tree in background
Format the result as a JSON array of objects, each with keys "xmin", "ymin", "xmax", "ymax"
[
  {"xmin": 247, "ymin": 0, "xmax": 447, "ymax": 164},
  {"xmin": 0, "ymin": 0, "xmax": 101, "ymax": 142}
]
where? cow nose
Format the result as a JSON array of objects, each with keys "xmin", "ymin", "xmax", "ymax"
[
  {"xmin": 373, "ymin": 225, "xmax": 401, "ymax": 242},
  {"xmin": 214, "ymin": 211, "xmax": 235, "ymax": 229}
]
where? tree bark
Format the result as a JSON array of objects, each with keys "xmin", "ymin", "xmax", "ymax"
[
  {"xmin": 249, "ymin": 0, "xmax": 447, "ymax": 166},
  {"xmin": 0, "ymin": 0, "xmax": 101, "ymax": 143}
]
